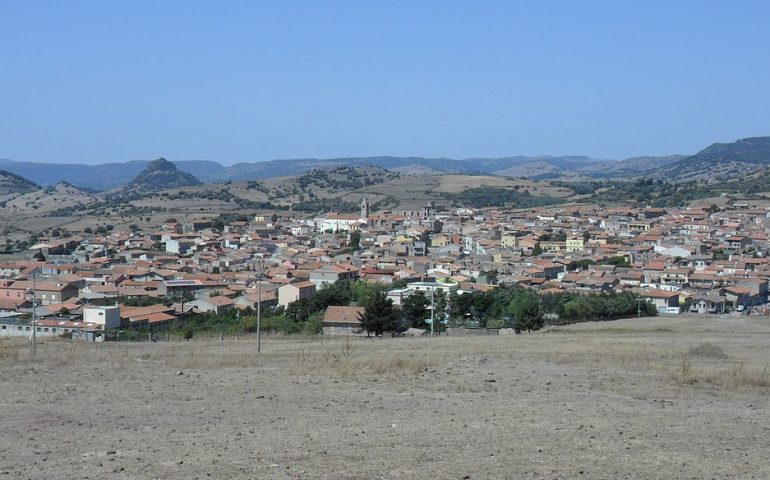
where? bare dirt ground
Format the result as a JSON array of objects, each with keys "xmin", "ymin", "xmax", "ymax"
[{"xmin": 1, "ymin": 315, "xmax": 769, "ymax": 479}]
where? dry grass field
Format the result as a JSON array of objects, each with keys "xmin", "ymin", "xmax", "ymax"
[
  {"xmin": 434, "ymin": 175, "xmax": 575, "ymax": 198},
  {"xmin": 1, "ymin": 315, "xmax": 769, "ymax": 479}
]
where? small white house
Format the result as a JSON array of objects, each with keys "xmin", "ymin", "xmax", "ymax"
[{"xmin": 83, "ymin": 305, "xmax": 121, "ymax": 329}]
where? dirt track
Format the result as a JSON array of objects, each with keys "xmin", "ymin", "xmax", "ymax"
[{"xmin": 1, "ymin": 316, "xmax": 769, "ymax": 479}]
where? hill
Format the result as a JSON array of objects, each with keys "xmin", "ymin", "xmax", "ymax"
[
  {"xmin": 0, "ymin": 169, "xmax": 38, "ymax": 196},
  {"xmin": 576, "ymin": 155, "xmax": 686, "ymax": 179},
  {"xmin": 0, "ymin": 153, "xmax": 706, "ymax": 186},
  {"xmin": 0, "ymin": 181, "xmax": 99, "ymax": 215},
  {"xmin": 125, "ymin": 158, "xmax": 203, "ymax": 192},
  {"xmin": 0, "ymin": 159, "xmax": 219, "ymax": 190},
  {"xmin": 648, "ymin": 136, "xmax": 770, "ymax": 181},
  {"xmin": 0, "ymin": 155, "xmax": 612, "ymax": 186}
]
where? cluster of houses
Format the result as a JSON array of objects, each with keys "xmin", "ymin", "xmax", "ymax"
[{"xmin": 2, "ymin": 196, "xmax": 770, "ymax": 340}]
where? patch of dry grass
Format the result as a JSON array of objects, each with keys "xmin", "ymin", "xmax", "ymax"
[
  {"xmin": 292, "ymin": 336, "xmax": 435, "ymax": 377},
  {"xmin": 0, "ymin": 338, "xmax": 265, "ymax": 370},
  {"xmin": 0, "ymin": 340, "xmax": 22, "ymax": 362},
  {"xmin": 687, "ymin": 342, "xmax": 728, "ymax": 359},
  {"xmin": 2, "ymin": 318, "xmax": 770, "ymax": 392},
  {"xmin": 669, "ymin": 357, "xmax": 770, "ymax": 389}
]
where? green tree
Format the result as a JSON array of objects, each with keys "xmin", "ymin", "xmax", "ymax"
[
  {"xmin": 311, "ymin": 280, "xmax": 354, "ymax": 311},
  {"xmin": 285, "ymin": 298, "xmax": 313, "ymax": 324},
  {"xmin": 509, "ymin": 290, "xmax": 543, "ymax": 331},
  {"xmin": 433, "ymin": 289, "xmax": 447, "ymax": 325},
  {"xmin": 448, "ymin": 290, "xmax": 474, "ymax": 325},
  {"xmin": 182, "ymin": 324, "xmax": 195, "ymax": 341},
  {"xmin": 563, "ymin": 298, "xmax": 595, "ymax": 322},
  {"xmin": 303, "ymin": 313, "xmax": 323, "ymax": 335},
  {"xmin": 351, "ymin": 280, "xmax": 388, "ymax": 305},
  {"xmin": 401, "ymin": 291, "xmax": 430, "ymax": 328},
  {"xmin": 358, "ymin": 290, "xmax": 398, "ymax": 336},
  {"xmin": 350, "ymin": 230, "xmax": 362, "ymax": 251}
]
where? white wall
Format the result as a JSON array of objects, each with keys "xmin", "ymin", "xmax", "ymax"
[{"xmin": 83, "ymin": 306, "xmax": 121, "ymax": 329}]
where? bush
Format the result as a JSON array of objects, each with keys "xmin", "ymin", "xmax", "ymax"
[
  {"xmin": 303, "ymin": 314, "xmax": 323, "ymax": 335},
  {"xmin": 688, "ymin": 342, "xmax": 728, "ymax": 359},
  {"xmin": 183, "ymin": 326, "xmax": 195, "ymax": 341}
]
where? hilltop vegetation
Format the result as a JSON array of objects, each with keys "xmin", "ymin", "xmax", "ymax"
[
  {"xmin": 0, "ymin": 169, "xmax": 38, "ymax": 196},
  {"xmin": 649, "ymin": 136, "xmax": 770, "ymax": 182},
  {"xmin": 1, "ymin": 181, "xmax": 98, "ymax": 214},
  {"xmin": 124, "ymin": 158, "xmax": 203, "ymax": 192},
  {"xmin": 5, "ymin": 137, "xmax": 770, "ymax": 238},
  {"xmin": 295, "ymin": 165, "xmax": 399, "ymax": 191},
  {"xmin": 570, "ymin": 170, "xmax": 770, "ymax": 207},
  {"xmin": 446, "ymin": 186, "xmax": 567, "ymax": 208},
  {"xmin": 2, "ymin": 136, "xmax": 770, "ymax": 190}
]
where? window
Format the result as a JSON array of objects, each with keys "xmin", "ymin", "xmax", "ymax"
[
  {"xmin": 17, "ymin": 326, "xmax": 22, "ymax": 331},
  {"xmin": 44, "ymin": 328, "xmax": 49, "ymax": 333},
  {"xmin": 1, "ymin": 325, "xmax": 5, "ymax": 329}
]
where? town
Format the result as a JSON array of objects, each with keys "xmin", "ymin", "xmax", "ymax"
[
  {"xmin": 4, "ymin": 3, "xmax": 770, "ymax": 478},
  {"xmin": 2, "ymin": 193, "xmax": 767, "ymax": 342}
]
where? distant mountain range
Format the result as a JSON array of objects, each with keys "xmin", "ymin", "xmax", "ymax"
[{"xmin": 1, "ymin": 136, "xmax": 768, "ymax": 190}]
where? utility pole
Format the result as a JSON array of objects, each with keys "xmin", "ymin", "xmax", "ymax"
[
  {"xmin": 255, "ymin": 256, "xmax": 264, "ymax": 353},
  {"xmin": 430, "ymin": 288, "xmax": 435, "ymax": 336},
  {"xmin": 31, "ymin": 274, "xmax": 37, "ymax": 356}
]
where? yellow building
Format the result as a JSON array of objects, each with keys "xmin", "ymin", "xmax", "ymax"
[
  {"xmin": 431, "ymin": 234, "xmax": 449, "ymax": 248},
  {"xmin": 501, "ymin": 234, "xmax": 517, "ymax": 249},
  {"xmin": 566, "ymin": 237, "xmax": 584, "ymax": 252}
]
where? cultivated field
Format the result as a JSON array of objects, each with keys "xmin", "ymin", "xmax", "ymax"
[{"xmin": 1, "ymin": 316, "xmax": 769, "ymax": 479}]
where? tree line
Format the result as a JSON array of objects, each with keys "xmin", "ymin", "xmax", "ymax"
[{"xmin": 109, "ymin": 280, "xmax": 657, "ymax": 340}]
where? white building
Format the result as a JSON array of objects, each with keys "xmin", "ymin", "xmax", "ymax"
[
  {"xmin": 316, "ymin": 214, "xmax": 365, "ymax": 232},
  {"xmin": 387, "ymin": 281, "xmax": 459, "ymax": 306},
  {"xmin": 277, "ymin": 281, "xmax": 317, "ymax": 308},
  {"xmin": 290, "ymin": 225, "xmax": 312, "ymax": 236},
  {"xmin": 83, "ymin": 305, "xmax": 121, "ymax": 329}
]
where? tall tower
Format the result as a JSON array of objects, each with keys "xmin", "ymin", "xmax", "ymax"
[{"xmin": 361, "ymin": 195, "xmax": 370, "ymax": 218}]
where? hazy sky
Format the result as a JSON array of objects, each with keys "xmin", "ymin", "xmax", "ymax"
[{"xmin": 2, "ymin": 1, "xmax": 769, "ymax": 164}]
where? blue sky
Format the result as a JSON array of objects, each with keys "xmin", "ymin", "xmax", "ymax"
[{"xmin": 2, "ymin": 1, "xmax": 769, "ymax": 164}]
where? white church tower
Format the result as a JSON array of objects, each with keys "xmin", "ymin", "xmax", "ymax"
[{"xmin": 360, "ymin": 195, "xmax": 370, "ymax": 218}]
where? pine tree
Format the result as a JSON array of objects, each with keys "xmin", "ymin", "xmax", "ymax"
[
  {"xmin": 358, "ymin": 290, "xmax": 397, "ymax": 337},
  {"xmin": 401, "ymin": 291, "xmax": 430, "ymax": 328}
]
